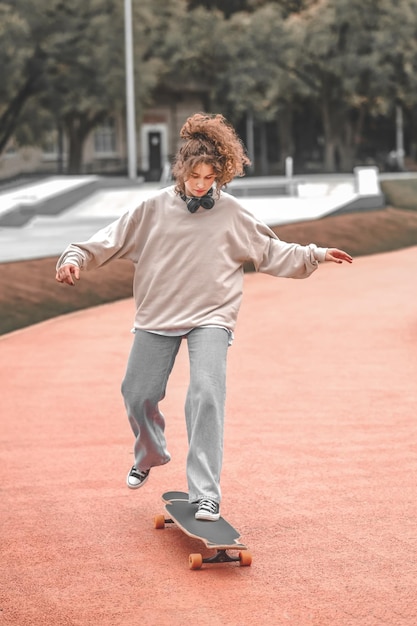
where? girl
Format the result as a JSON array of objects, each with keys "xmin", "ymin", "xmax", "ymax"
[{"xmin": 56, "ymin": 113, "xmax": 352, "ymax": 521}]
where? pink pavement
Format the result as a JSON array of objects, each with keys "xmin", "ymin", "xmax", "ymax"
[{"xmin": 1, "ymin": 246, "xmax": 416, "ymax": 625}]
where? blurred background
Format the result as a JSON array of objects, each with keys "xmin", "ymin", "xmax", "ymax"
[
  {"xmin": 2, "ymin": 0, "xmax": 417, "ymax": 183},
  {"xmin": 2, "ymin": 0, "xmax": 417, "ymax": 336}
]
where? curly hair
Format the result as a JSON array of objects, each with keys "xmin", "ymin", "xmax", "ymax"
[{"xmin": 172, "ymin": 113, "xmax": 251, "ymax": 197}]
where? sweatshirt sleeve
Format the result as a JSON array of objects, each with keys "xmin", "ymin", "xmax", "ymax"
[
  {"xmin": 247, "ymin": 217, "xmax": 327, "ymax": 279},
  {"xmin": 56, "ymin": 209, "xmax": 139, "ymax": 271}
]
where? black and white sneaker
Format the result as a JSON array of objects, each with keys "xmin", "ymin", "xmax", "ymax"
[
  {"xmin": 126, "ymin": 465, "xmax": 150, "ymax": 489},
  {"xmin": 195, "ymin": 498, "xmax": 220, "ymax": 521}
]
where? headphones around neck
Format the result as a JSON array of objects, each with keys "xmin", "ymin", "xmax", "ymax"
[{"xmin": 180, "ymin": 187, "xmax": 215, "ymax": 213}]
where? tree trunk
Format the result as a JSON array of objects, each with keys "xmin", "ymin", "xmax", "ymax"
[
  {"xmin": 259, "ymin": 122, "xmax": 268, "ymax": 175},
  {"xmin": 337, "ymin": 104, "xmax": 366, "ymax": 172},
  {"xmin": 67, "ymin": 129, "xmax": 85, "ymax": 174},
  {"xmin": 64, "ymin": 111, "xmax": 106, "ymax": 174},
  {"xmin": 0, "ymin": 47, "xmax": 45, "ymax": 154},
  {"xmin": 64, "ymin": 114, "xmax": 88, "ymax": 174},
  {"xmin": 277, "ymin": 105, "xmax": 294, "ymax": 171},
  {"xmin": 321, "ymin": 97, "xmax": 337, "ymax": 172},
  {"xmin": 245, "ymin": 110, "xmax": 255, "ymax": 173},
  {"xmin": 337, "ymin": 142, "xmax": 353, "ymax": 171},
  {"xmin": 0, "ymin": 76, "xmax": 38, "ymax": 154}
]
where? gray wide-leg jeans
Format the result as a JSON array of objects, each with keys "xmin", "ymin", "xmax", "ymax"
[{"xmin": 121, "ymin": 327, "xmax": 229, "ymax": 503}]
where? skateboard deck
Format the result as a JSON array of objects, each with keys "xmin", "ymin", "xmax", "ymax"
[{"xmin": 154, "ymin": 491, "xmax": 252, "ymax": 569}]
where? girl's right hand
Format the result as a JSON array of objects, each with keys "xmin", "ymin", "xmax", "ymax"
[{"xmin": 55, "ymin": 264, "xmax": 80, "ymax": 286}]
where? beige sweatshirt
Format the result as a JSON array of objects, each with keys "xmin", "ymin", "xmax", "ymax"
[{"xmin": 56, "ymin": 185, "xmax": 327, "ymax": 332}]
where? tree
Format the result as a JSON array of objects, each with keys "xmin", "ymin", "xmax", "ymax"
[
  {"xmin": 287, "ymin": 0, "xmax": 417, "ymax": 171},
  {"xmin": 37, "ymin": 0, "xmax": 126, "ymax": 173},
  {"xmin": 37, "ymin": 0, "xmax": 191, "ymax": 173},
  {"xmin": 153, "ymin": 3, "xmax": 227, "ymax": 112},
  {"xmin": 0, "ymin": 0, "xmax": 50, "ymax": 153},
  {"xmin": 0, "ymin": 0, "xmax": 176, "ymax": 173},
  {"xmin": 0, "ymin": 0, "xmax": 125, "ymax": 171},
  {"xmin": 205, "ymin": 0, "xmax": 417, "ymax": 172},
  {"xmin": 3, "ymin": 0, "xmax": 417, "ymax": 175},
  {"xmin": 207, "ymin": 4, "xmax": 302, "ymax": 173}
]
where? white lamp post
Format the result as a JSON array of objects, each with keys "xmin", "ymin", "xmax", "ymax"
[{"xmin": 124, "ymin": 0, "xmax": 137, "ymax": 180}]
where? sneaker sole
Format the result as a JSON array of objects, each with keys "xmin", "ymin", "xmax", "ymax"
[{"xmin": 195, "ymin": 512, "xmax": 220, "ymax": 522}]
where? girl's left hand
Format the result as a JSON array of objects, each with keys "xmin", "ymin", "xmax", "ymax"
[{"xmin": 325, "ymin": 248, "xmax": 353, "ymax": 264}]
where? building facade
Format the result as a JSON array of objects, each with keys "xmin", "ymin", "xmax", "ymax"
[{"xmin": 0, "ymin": 94, "xmax": 205, "ymax": 182}]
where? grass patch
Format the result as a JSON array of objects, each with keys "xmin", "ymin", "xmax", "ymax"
[
  {"xmin": 274, "ymin": 207, "xmax": 417, "ymax": 258},
  {"xmin": 0, "ymin": 258, "xmax": 134, "ymax": 336}
]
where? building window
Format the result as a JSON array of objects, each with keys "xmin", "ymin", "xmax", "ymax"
[{"xmin": 94, "ymin": 119, "xmax": 116, "ymax": 155}]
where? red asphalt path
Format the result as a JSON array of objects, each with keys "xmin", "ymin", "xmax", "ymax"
[{"xmin": 1, "ymin": 246, "xmax": 417, "ymax": 625}]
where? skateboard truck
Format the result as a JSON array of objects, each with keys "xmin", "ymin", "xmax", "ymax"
[{"xmin": 189, "ymin": 547, "xmax": 252, "ymax": 569}]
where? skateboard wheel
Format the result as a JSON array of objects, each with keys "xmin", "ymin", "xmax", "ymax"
[
  {"xmin": 154, "ymin": 514, "xmax": 166, "ymax": 529},
  {"xmin": 189, "ymin": 553, "xmax": 203, "ymax": 570},
  {"xmin": 239, "ymin": 550, "xmax": 252, "ymax": 566}
]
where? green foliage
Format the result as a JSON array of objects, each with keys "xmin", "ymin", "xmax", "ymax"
[
  {"xmin": 37, "ymin": 0, "xmax": 126, "ymax": 172},
  {"xmin": 283, "ymin": 0, "xmax": 417, "ymax": 170},
  {"xmin": 2, "ymin": 0, "xmax": 417, "ymax": 173},
  {"xmin": 187, "ymin": 0, "xmax": 251, "ymax": 17},
  {"xmin": 0, "ymin": 0, "xmax": 179, "ymax": 171},
  {"xmin": 0, "ymin": 0, "xmax": 51, "ymax": 152},
  {"xmin": 0, "ymin": 4, "xmax": 31, "ymax": 106},
  {"xmin": 213, "ymin": 5, "xmax": 296, "ymax": 119},
  {"xmin": 154, "ymin": 3, "xmax": 226, "ymax": 110},
  {"xmin": 186, "ymin": 0, "xmax": 316, "ymax": 17},
  {"xmin": 133, "ymin": 0, "xmax": 185, "ymax": 108}
]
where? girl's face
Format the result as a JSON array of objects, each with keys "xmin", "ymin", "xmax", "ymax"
[{"xmin": 184, "ymin": 163, "xmax": 216, "ymax": 197}]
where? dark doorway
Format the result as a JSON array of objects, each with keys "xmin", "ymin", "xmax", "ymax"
[{"xmin": 148, "ymin": 131, "xmax": 162, "ymax": 180}]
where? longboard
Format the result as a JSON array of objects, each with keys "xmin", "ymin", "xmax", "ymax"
[{"xmin": 154, "ymin": 491, "xmax": 252, "ymax": 569}]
